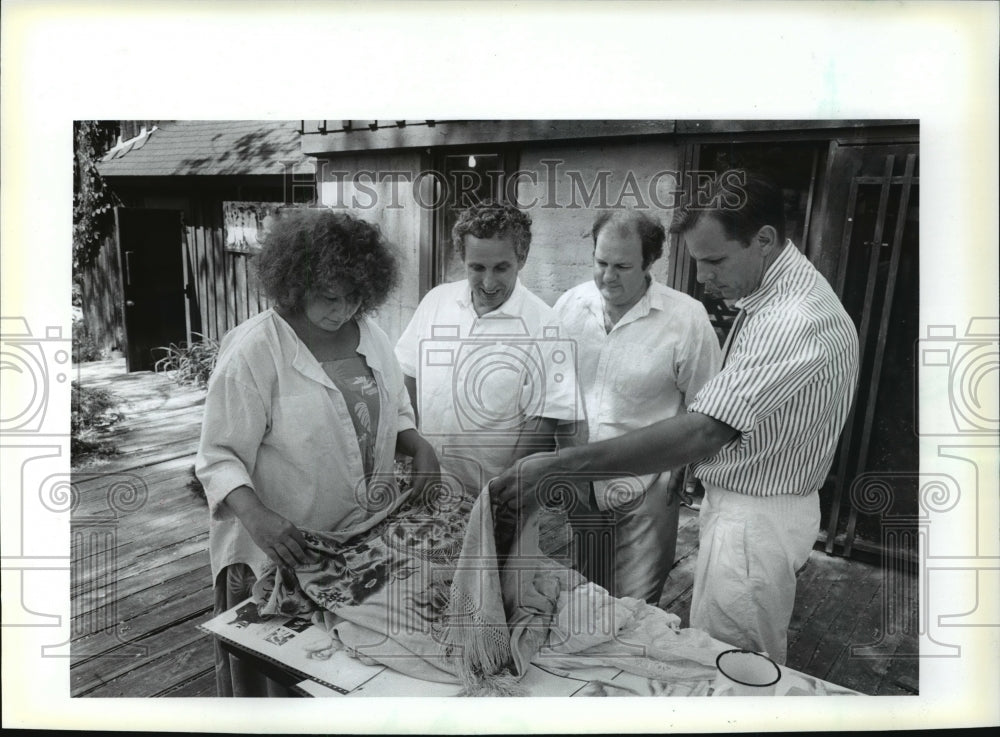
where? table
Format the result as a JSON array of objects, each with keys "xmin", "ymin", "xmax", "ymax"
[{"xmin": 203, "ymin": 600, "xmax": 862, "ymax": 698}]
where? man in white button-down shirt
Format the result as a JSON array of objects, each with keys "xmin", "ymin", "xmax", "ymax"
[
  {"xmin": 553, "ymin": 210, "xmax": 721, "ymax": 603},
  {"xmin": 395, "ymin": 202, "xmax": 582, "ymax": 500}
]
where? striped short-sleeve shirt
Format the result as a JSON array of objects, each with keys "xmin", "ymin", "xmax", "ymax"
[{"xmin": 688, "ymin": 243, "xmax": 859, "ymax": 497}]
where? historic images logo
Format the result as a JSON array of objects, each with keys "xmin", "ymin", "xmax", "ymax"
[{"xmin": 306, "ymin": 162, "xmax": 749, "ymax": 213}]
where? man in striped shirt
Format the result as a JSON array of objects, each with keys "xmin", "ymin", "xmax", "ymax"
[{"xmin": 491, "ymin": 173, "xmax": 859, "ymax": 664}]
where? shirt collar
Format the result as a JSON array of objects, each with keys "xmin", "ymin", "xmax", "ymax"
[
  {"xmin": 276, "ymin": 311, "xmax": 385, "ymax": 386},
  {"xmin": 586, "ymin": 277, "xmax": 662, "ymax": 329},
  {"xmin": 455, "ymin": 277, "xmax": 528, "ymax": 317},
  {"xmin": 735, "ymin": 240, "xmax": 798, "ymax": 314}
]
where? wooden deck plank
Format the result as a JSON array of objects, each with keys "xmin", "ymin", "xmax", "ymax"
[
  {"xmin": 825, "ymin": 605, "xmax": 903, "ymax": 694},
  {"xmin": 73, "ymin": 460, "xmax": 200, "ymax": 513},
  {"xmin": 800, "ymin": 563, "xmax": 883, "ymax": 686},
  {"xmin": 72, "ymin": 563, "xmax": 213, "ymax": 661},
  {"xmin": 107, "ymin": 420, "xmax": 203, "ymax": 450},
  {"xmin": 74, "ymin": 445, "xmax": 200, "ymax": 478},
  {"xmin": 71, "ymin": 506, "xmax": 207, "ymax": 591},
  {"xmin": 71, "ymin": 511, "xmax": 206, "ymax": 569},
  {"xmin": 73, "ymin": 628, "xmax": 216, "ymax": 697},
  {"xmin": 72, "ymin": 474, "xmax": 205, "ymax": 546},
  {"xmin": 786, "ymin": 557, "xmax": 881, "ymax": 680},
  {"xmin": 73, "ymin": 547, "xmax": 209, "ymax": 617},
  {"xmin": 787, "ymin": 553, "xmax": 851, "ymax": 645},
  {"xmin": 156, "ymin": 668, "xmax": 217, "ymax": 697},
  {"xmin": 73, "ymin": 452, "xmax": 196, "ymax": 488},
  {"xmin": 882, "ymin": 655, "xmax": 920, "ymax": 695}
]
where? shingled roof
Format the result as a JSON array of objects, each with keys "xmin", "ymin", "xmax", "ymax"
[{"xmin": 97, "ymin": 120, "xmax": 314, "ymax": 177}]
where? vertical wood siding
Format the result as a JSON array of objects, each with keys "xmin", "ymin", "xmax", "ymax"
[
  {"xmin": 78, "ymin": 235, "xmax": 125, "ymax": 354},
  {"xmin": 78, "ymin": 190, "xmax": 276, "ymax": 356},
  {"xmin": 187, "ymin": 197, "xmax": 271, "ymax": 343}
]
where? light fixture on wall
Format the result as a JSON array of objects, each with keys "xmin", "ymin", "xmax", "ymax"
[{"xmin": 468, "ymin": 155, "xmax": 477, "ymax": 168}]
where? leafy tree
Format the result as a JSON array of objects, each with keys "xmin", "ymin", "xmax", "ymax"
[{"xmin": 73, "ymin": 121, "xmax": 120, "ymax": 270}]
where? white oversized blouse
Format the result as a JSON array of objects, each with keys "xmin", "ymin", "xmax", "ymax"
[{"xmin": 195, "ymin": 309, "xmax": 416, "ymax": 581}]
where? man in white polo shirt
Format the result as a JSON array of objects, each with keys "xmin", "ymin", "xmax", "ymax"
[
  {"xmin": 553, "ymin": 209, "xmax": 720, "ymax": 604},
  {"xmin": 491, "ymin": 174, "xmax": 859, "ymax": 663},
  {"xmin": 395, "ymin": 202, "xmax": 581, "ymax": 501}
]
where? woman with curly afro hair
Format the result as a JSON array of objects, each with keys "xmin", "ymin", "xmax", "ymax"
[{"xmin": 196, "ymin": 207, "xmax": 440, "ymax": 697}]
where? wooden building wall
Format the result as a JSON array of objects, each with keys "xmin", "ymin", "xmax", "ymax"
[
  {"xmin": 517, "ymin": 139, "xmax": 683, "ymax": 305},
  {"xmin": 183, "ymin": 197, "xmax": 271, "ymax": 344},
  {"xmin": 77, "ymin": 176, "xmax": 304, "ymax": 356},
  {"xmin": 77, "ymin": 234, "xmax": 125, "ymax": 354}
]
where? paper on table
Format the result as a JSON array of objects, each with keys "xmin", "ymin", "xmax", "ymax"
[{"xmin": 199, "ymin": 597, "xmax": 383, "ymax": 693}]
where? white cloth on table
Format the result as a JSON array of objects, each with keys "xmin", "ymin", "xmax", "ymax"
[{"xmin": 538, "ymin": 580, "xmax": 727, "ymax": 683}]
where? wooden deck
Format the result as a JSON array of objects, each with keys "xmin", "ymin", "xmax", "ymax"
[{"xmin": 70, "ymin": 359, "xmax": 918, "ymax": 697}]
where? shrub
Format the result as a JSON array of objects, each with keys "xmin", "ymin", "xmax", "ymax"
[
  {"xmin": 153, "ymin": 333, "xmax": 220, "ymax": 388},
  {"xmin": 72, "ymin": 321, "xmax": 106, "ymax": 363},
  {"xmin": 71, "ymin": 381, "xmax": 125, "ymax": 464}
]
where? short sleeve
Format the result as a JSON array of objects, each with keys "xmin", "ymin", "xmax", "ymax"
[
  {"xmin": 688, "ymin": 314, "xmax": 826, "ymax": 435},
  {"xmin": 676, "ymin": 301, "xmax": 723, "ymax": 407},
  {"xmin": 522, "ymin": 314, "xmax": 584, "ymax": 423}
]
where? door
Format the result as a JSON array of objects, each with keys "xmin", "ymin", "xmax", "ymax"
[
  {"xmin": 813, "ymin": 142, "xmax": 919, "ymax": 555},
  {"xmin": 430, "ymin": 147, "xmax": 519, "ymax": 288},
  {"xmin": 115, "ymin": 207, "xmax": 188, "ymax": 372}
]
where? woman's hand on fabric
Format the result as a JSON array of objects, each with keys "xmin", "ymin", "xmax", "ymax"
[
  {"xmin": 396, "ymin": 429, "xmax": 442, "ymax": 501},
  {"xmin": 409, "ymin": 443, "xmax": 442, "ymax": 501},
  {"xmin": 243, "ymin": 506, "xmax": 310, "ymax": 568},
  {"xmin": 225, "ymin": 487, "xmax": 309, "ymax": 568}
]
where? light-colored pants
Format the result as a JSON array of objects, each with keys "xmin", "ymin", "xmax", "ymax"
[{"xmin": 690, "ymin": 484, "xmax": 820, "ymax": 665}]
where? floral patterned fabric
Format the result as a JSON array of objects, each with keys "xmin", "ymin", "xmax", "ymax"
[
  {"xmin": 321, "ymin": 357, "xmax": 380, "ymax": 479},
  {"xmin": 252, "ymin": 481, "xmax": 571, "ymax": 693}
]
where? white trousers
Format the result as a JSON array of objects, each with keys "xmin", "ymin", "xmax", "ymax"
[{"xmin": 690, "ymin": 484, "xmax": 820, "ymax": 665}]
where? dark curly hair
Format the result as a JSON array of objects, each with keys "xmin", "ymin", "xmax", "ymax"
[
  {"xmin": 451, "ymin": 201, "xmax": 532, "ymax": 262},
  {"xmin": 254, "ymin": 207, "xmax": 398, "ymax": 316},
  {"xmin": 590, "ymin": 209, "xmax": 665, "ymax": 269}
]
